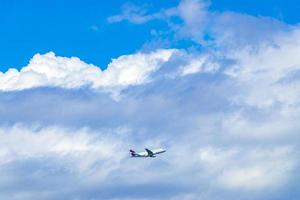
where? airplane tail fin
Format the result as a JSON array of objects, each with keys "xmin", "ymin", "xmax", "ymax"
[{"xmin": 129, "ymin": 149, "xmax": 136, "ymax": 156}]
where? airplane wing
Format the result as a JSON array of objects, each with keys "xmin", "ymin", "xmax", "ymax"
[
  {"xmin": 152, "ymin": 148, "xmax": 166, "ymax": 155},
  {"xmin": 145, "ymin": 148, "xmax": 154, "ymax": 157}
]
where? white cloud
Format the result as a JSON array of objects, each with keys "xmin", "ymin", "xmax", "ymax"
[
  {"xmin": 221, "ymin": 109, "xmax": 300, "ymax": 139},
  {"xmin": 0, "ymin": 125, "xmax": 124, "ymax": 175},
  {"xmin": 97, "ymin": 49, "xmax": 176, "ymax": 87},
  {"xmin": 0, "ymin": 49, "xmax": 176, "ymax": 92},
  {"xmin": 180, "ymin": 55, "xmax": 219, "ymax": 75},
  {"xmin": 198, "ymin": 146, "xmax": 295, "ymax": 190},
  {"xmin": 178, "ymin": 0, "xmax": 208, "ymax": 26},
  {"xmin": 108, "ymin": 0, "xmax": 289, "ymax": 47},
  {"xmin": 210, "ymin": 12, "xmax": 290, "ymax": 48},
  {"xmin": 107, "ymin": 4, "xmax": 153, "ymax": 24},
  {"xmin": 177, "ymin": 0, "xmax": 209, "ymax": 43},
  {"xmin": 226, "ymin": 29, "xmax": 300, "ymax": 108},
  {"xmin": 107, "ymin": 0, "xmax": 209, "ymax": 43},
  {"xmin": 107, "ymin": 3, "xmax": 177, "ymax": 24}
]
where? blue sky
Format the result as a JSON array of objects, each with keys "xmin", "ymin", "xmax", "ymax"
[
  {"xmin": 0, "ymin": 0, "xmax": 176, "ymax": 71},
  {"xmin": 0, "ymin": 0, "xmax": 299, "ymax": 71},
  {"xmin": 1, "ymin": 1, "xmax": 300, "ymax": 200}
]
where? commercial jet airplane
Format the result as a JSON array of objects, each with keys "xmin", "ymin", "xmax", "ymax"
[{"xmin": 130, "ymin": 148, "xmax": 166, "ymax": 157}]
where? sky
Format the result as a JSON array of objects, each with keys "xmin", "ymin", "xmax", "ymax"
[
  {"xmin": 1, "ymin": 0, "xmax": 300, "ymax": 71},
  {"xmin": 0, "ymin": 0, "xmax": 300, "ymax": 200}
]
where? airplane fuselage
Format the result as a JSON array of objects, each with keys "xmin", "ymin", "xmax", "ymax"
[{"xmin": 130, "ymin": 148, "xmax": 166, "ymax": 157}]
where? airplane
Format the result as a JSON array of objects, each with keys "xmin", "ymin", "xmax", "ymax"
[{"xmin": 130, "ymin": 148, "xmax": 166, "ymax": 157}]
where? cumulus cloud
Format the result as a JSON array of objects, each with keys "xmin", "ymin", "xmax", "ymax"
[
  {"xmin": 0, "ymin": 49, "xmax": 175, "ymax": 92},
  {"xmin": 0, "ymin": 48, "xmax": 222, "ymax": 94}
]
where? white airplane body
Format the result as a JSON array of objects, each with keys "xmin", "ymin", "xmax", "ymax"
[{"xmin": 130, "ymin": 148, "xmax": 166, "ymax": 157}]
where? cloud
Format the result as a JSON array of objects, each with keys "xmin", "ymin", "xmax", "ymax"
[
  {"xmin": 107, "ymin": 0, "xmax": 210, "ymax": 43},
  {"xmin": 90, "ymin": 25, "xmax": 100, "ymax": 31},
  {"xmin": 2, "ymin": 1, "xmax": 300, "ymax": 199},
  {"xmin": 0, "ymin": 123, "xmax": 295, "ymax": 200},
  {"xmin": 108, "ymin": 0, "xmax": 290, "ymax": 47},
  {"xmin": 0, "ymin": 125, "xmax": 129, "ymax": 200},
  {"xmin": 0, "ymin": 49, "xmax": 175, "ymax": 92},
  {"xmin": 0, "ymin": 125, "xmax": 125, "ymax": 174},
  {"xmin": 107, "ymin": 3, "xmax": 177, "ymax": 24},
  {"xmin": 179, "ymin": 54, "xmax": 219, "ymax": 75},
  {"xmin": 1, "ymin": 17, "xmax": 300, "ymax": 199},
  {"xmin": 199, "ymin": 146, "xmax": 295, "ymax": 190},
  {"xmin": 209, "ymin": 12, "xmax": 291, "ymax": 48},
  {"xmin": 176, "ymin": 0, "xmax": 210, "ymax": 43},
  {"xmin": 0, "ymin": 124, "xmax": 198, "ymax": 200},
  {"xmin": 225, "ymin": 28, "xmax": 300, "ymax": 108}
]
